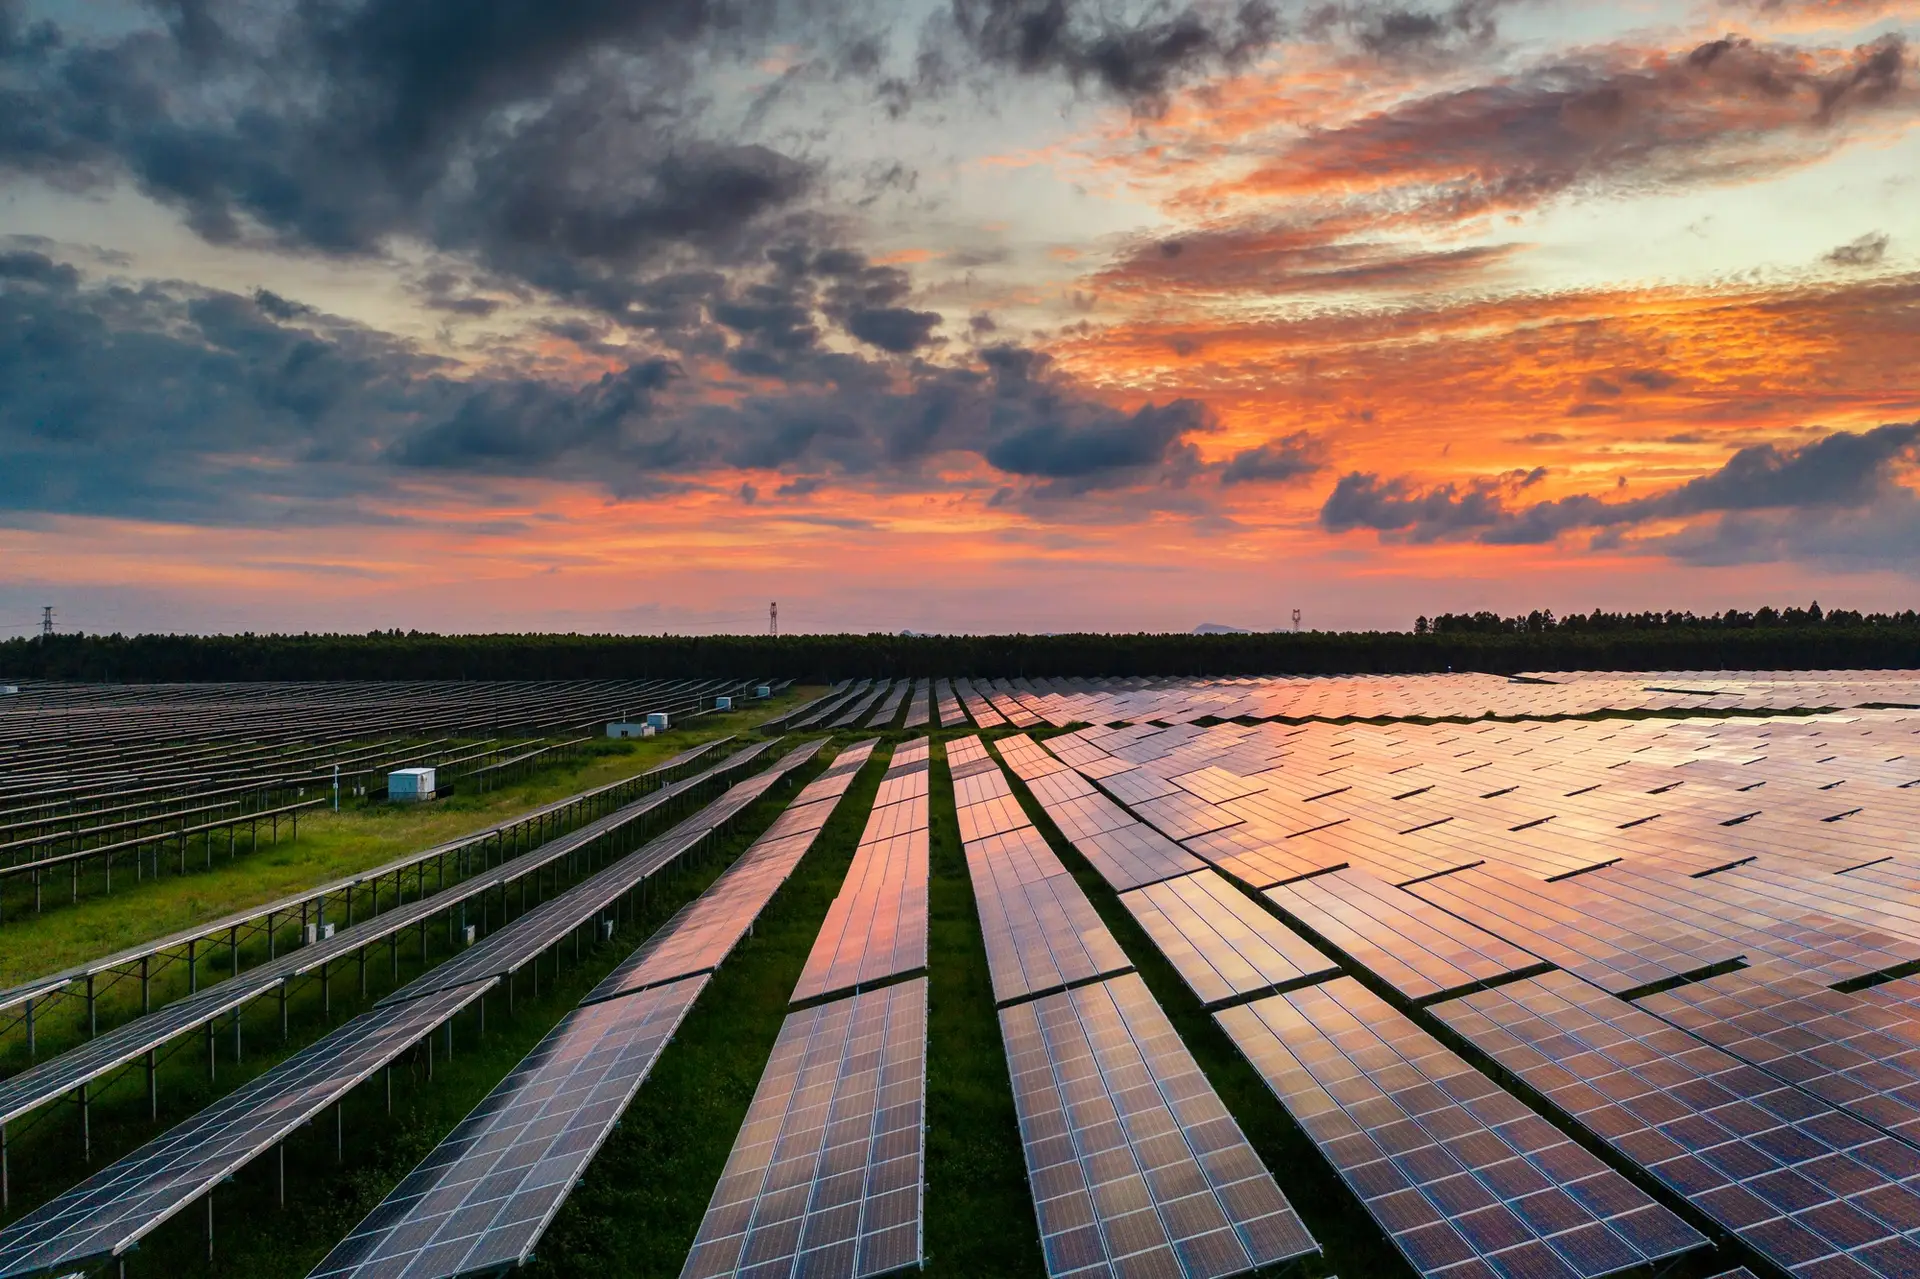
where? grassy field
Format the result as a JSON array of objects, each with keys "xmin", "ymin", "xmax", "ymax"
[{"xmin": 0, "ymin": 711, "xmax": 1756, "ymax": 1279}]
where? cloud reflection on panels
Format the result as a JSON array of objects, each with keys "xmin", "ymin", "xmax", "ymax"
[
  {"xmin": 681, "ymin": 978, "xmax": 927, "ymax": 1279},
  {"xmin": 1220, "ymin": 977, "xmax": 1705, "ymax": 1279}
]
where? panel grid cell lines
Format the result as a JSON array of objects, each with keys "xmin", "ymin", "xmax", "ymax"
[
  {"xmin": 1119, "ymin": 871, "xmax": 1339, "ymax": 1009},
  {"xmin": 1218, "ymin": 978, "xmax": 1704, "ymax": 1279},
  {"xmin": 0, "ymin": 981, "xmax": 494, "ymax": 1279},
  {"xmin": 310, "ymin": 975, "xmax": 709, "ymax": 1279},
  {"xmin": 999, "ymin": 734, "xmax": 1205, "ymax": 891},
  {"xmin": 1263, "ymin": 868, "xmax": 1546, "ymax": 1005},
  {"xmin": 682, "ymin": 978, "xmax": 928, "ymax": 1279},
  {"xmin": 1432, "ymin": 971, "xmax": 1920, "ymax": 1279},
  {"xmin": 950, "ymin": 735, "xmax": 1132, "ymax": 1007},
  {"xmin": 305, "ymin": 743, "xmax": 882, "ymax": 1279},
  {"xmin": 590, "ymin": 741, "xmax": 879, "ymax": 1005},
  {"xmin": 1002, "ymin": 973, "xmax": 1317, "ymax": 1279},
  {"xmin": 792, "ymin": 740, "xmax": 931, "ymax": 1005}
]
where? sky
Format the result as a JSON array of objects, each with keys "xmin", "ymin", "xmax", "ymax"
[{"xmin": 1, "ymin": 0, "xmax": 1917, "ymax": 637}]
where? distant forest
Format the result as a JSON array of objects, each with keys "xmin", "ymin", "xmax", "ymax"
[{"xmin": 4, "ymin": 605, "xmax": 1919, "ymax": 681}]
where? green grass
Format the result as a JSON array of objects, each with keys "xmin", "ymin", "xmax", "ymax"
[{"xmin": 0, "ymin": 688, "xmax": 821, "ymax": 991}]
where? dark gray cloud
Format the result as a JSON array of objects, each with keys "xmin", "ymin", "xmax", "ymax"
[
  {"xmin": 938, "ymin": 0, "xmax": 1278, "ymax": 110},
  {"xmin": 1319, "ymin": 424, "xmax": 1920, "ymax": 561},
  {"xmin": 1220, "ymin": 432, "xmax": 1323, "ymax": 484},
  {"xmin": 0, "ymin": 259, "xmax": 1217, "ymax": 522},
  {"xmin": 1827, "ymin": 231, "xmax": 1891, "ymax": 267},
  {"xmin": 1307, "ymin": 0, "xmax": 1506, "ymax": 61}
]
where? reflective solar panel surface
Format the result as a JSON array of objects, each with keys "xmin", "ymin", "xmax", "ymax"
[
  {"xmin": 590, "ymin": 743, "xmax": 876, "ymax": 1004},
  {"xmin": 682, "ymin": 978, "xmax": 927, "ymax": 1279},
  {"xmin": 1119, "ymin": 870, "xmax": 1338, "ymax": 1008},
  {"xmin": 1433, "ymin": 971, "xmax": 1920, "ymax": 1279},
  {"xmin": 1001, "ymin": 973, "xmax": 1317, "ymax": 1279},
  {"xmin": 950, "ymin": 736, "xmax": 1133, "ymax": 1007},
  {"xmin": 1219, "ymin": 977, "xmax": 1704, "ymax": 1279},
  {"xmin": 310, "ymin": 975, "xmax": 708, "ymax": 1279},
  {"xmin": 1263, "ymin": 868, "xmax": 1544, "ymax": 1005},
  {"xmin": 793, "ymin": 741, "xmax": 930, "ymax": 1005},
  {"xmin": 0, "ymin": 980, "xmax": 494, "ymax": 1278}
]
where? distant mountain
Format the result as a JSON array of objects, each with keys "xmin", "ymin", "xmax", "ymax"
[{"xmin": 1192, "ymin": 622, "xmax": 1250, "ymax": 634}]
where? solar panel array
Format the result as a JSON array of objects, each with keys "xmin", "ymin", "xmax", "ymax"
[
  {"xmin": 1219, "ymin": 977, "xmax": 1705, "ymax": 1279},
  {"xmin": 588, "ymin": 742, "xmax": 878, "ymax": 1005},
  {"xmin": 791, "ymin": 740, "xmax": 931, "ymax": 1006},
  {"xmin": 1002, "ymin": 973, "xmax": 1317, "ymax": 1279},
  {"xmin": 1434, "ymin": 972, "xmax": 1920, "ymax": 1279},
  {"xmin": 1006, "ymin": 692, "xmax": 1920, "ymax": 1279},
  {"xmin": 21, "ymin": 670, "xmax": 1920, "ymax": 1279},
  {"xmin": 0, "ymin": 745, "xmax": 818, "ymax": 1278},
  {"xmin": 305, "ymin": 739, "xmax": 884, "ymax": 1279},
  {"xmin": 310, "ymin": 974, "xmax": 709, "ymax": 1279},
  {"xmin": 997, "ymin": 735, "xmax": 1203, "ymax": 891},
  {"xmin": 951, "ymin": 735, "xmax": 1132, "ymax": 1007},
  {"xmin": 0, "ymin": 737, "xmax": 774, "ymax": 1141},
  {"xmin": 976, "ymin": 671, "xmax": 1920, "ymax": 727},
  {"xmin": 682, "ymin": 977, "xmax": 927, "ymax": 1279},
  {"xmin": 0, "ymin": 980, "xmax": 495, "ymax": 1277},
  {"xmin": 1120, "ymin": 871, "xmax": 1339, "ymax": 1009}
]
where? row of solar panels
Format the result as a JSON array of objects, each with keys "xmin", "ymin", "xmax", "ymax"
[
  {"xmin": 0, "ymin": 740, "xmax": 766, "ymax": 1141},
  {"xmin": 1013, "ymin": 710, "xmax": 1920, "ymax": 1279},
  {"xmin": 308, "ymin": 741, "xmax": 883, "ymax": 1278},
  {"xmin": 0, "ymin": 737, "xmax": 735, "ymax": 1030},
  {"xmin": 986, "ymin": 732, "xmax": 1715, "ymax": 1279},
  {"xmin": 953, "ymin": 733, "xmax": 1318, "ymax": 1278},
  {"xmin": 0, "ymin": 739, "xmax": 826, "ymax": 1278},
  {"xmin": 675, "ymin": 738, "xmax": 937, "ymax": 1279}
]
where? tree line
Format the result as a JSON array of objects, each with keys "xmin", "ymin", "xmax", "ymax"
[{"xmin": 3, "ymin": 610, "xmax": 1918, "ymax": 682}]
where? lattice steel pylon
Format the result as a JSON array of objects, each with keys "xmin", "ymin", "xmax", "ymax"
[
  {"xmin": 769, "ymin": 601, "xmax": 778, "ymax": 636},
  {"xmin": 40, "ymin": 606, "xmax": 53, "ymax": 638},
  {"xmin": 1291, "ymin": 607, "xmax": 1301, "ymax": 632}
]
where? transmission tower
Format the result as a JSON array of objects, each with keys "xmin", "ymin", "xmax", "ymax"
[
  {"xmin": 770, "ymin": 601, "xmax": 778, "ymax": 637},
  {"xmin": 1291, "ymin": 608, "xmax": 1302, "ymax": 633},
  {"xmin": 40, "ymin": 606, "xmax": 53, "ymax": 639}
]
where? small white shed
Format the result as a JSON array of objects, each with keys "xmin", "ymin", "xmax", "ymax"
[
  {"xmin": 607, "ymin": 721, "xmax": 657, "ymax": 739},
  {"xmin": 388, "ymin": 766, "xmax": 437, "ymax": 802},
  {"xmin": 646, "ymin": 711, "xmax": 670, "ymax": 731}
]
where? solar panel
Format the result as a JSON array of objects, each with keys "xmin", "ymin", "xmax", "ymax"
[
  {"xmin": 791, "ymin": 834, "xmax": 928, "ymax": 1005},
  {"xmin": 1218, "ymin": 978, "xmax": 1705, "ymax": 1278},
  {"xmin": 1183, "ymin": 823, "xmax": 1349, "ymax": 891},
  {"xmin": 681, "ymin": 978, "xmax": 926, "ymax": 1279},
  {"xmin": 1432, "ymin": 971, "xmax": 1920, "ymax": 1279},
  {"xmin": 1637, "ymin": 968, "xmax": 1920, "ymax": 1147},
  {"xmin": 792, "ymin": 742, "xmax": 930, "ymax": 1005},
  {"xmin": 1128, "ymin": 790, "xmax": 1247, "ymax": 841},
  {"xmin": 1263, "ymin": 868, "xmax": 1545, "ymax": 1004},
  {"xmin": 962, "ymin": 812, "xmax": 1132, "ymax": 1006},
  {"xmin": 388, "ymin": 742, "xmax": 819, "ymax": 1007},
  {"xmin": 1001, "ymin": 973, "xmax": 1317, "ymax": 1278},
  {"xmin": 1405, "ymin": 863, "xmax": 1735, "ymax": 996},
  {"xmin": 0, "ymin": 980, "xmax": 494, "ymax": 1278},
  {"xmin": 1119, "ymin": 871, "xmax": 1338, "ymax": 1008},
  {"xmin": 0, "ymin": 976, "xmax": 275, "ymax": 1127},
  {"xmin": 309, "ymin": 975, "xmax": 708, "ymax": 1279}
]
